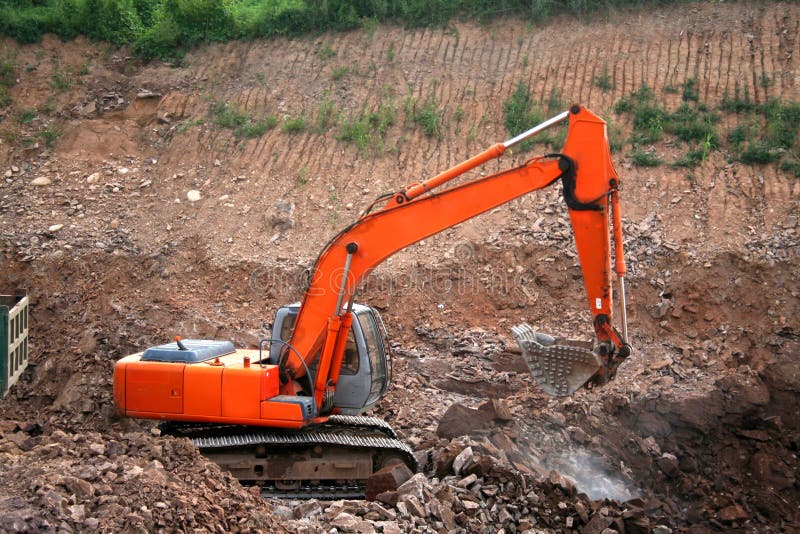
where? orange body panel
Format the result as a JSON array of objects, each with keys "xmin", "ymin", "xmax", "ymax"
[
  {"xmin": 221, "ymin": 367, "xmax": 262, "ymax": 419},
  {"xmin": 113, "ymin": 360, "xmax": 126, "ymax": 415},
  {"xmin": 115, "ymin": 350, "xmax": 291, "ymax": 425},
  {"xmin": 124, "ymin": 360, "xmax": 184, "ymax": 414},
  {"xmin": 260, "ymin": 366, "xmax": 280, "ymax": 399},
  {"xmin": 260, "ymin": 400, "xmax": 304, "ymax": 422},
  {"xmin": 184, "ymin": 364, "xmax": 223, "ymax": 416}
]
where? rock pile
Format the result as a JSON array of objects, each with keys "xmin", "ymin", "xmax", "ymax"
[
  {"xmin": 0, "ymin": 422, "xmax": 282, "ymax": 533},
  {"xmin": 279, "ymin": 435, "xmax": 657, "ymax": 534}
]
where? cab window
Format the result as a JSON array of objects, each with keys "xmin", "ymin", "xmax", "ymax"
[{"xmin": 357, "ymin": 309, "xmax": 388, "ymax": 405}]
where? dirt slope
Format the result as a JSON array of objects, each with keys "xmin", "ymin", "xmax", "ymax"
[{"xmin": 0, "ymin": 1, "xmax": 798, "ymax": 532}]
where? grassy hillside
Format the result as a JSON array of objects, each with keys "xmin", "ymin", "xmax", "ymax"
[{"xmin": 0, "ymin": 0, "xmax": 693, "ymax": 60}]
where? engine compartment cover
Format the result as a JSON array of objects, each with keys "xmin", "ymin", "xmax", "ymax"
[{"xmin": 142, "ymin": 339, "xmax": 235, "ymax": 363}]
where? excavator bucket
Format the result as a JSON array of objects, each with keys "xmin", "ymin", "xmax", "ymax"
[{"xmin": 511, "ymin": 324, "xmax": 602, "ymax": 397}]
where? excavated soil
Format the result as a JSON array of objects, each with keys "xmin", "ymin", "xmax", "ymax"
[{"xmin": 0, "ymin": 2, "xmax": 799, "ymax": 532}]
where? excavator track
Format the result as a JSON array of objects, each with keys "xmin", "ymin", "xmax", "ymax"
[{"xmin": 162, "ymin": 415, "xmax": 417, "ymax": 499}]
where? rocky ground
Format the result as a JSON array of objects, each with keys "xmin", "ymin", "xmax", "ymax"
[{"xmin": 1, "ymin": 2, "xmax": 799, "ymax": 533}]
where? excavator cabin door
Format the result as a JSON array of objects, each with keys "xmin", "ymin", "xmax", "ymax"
[{"xmin": 270, "ymin": 304, "xmax": 390, "ymax": 415}]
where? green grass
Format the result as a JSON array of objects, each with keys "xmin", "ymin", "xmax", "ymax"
[
  {"xmin": 608, "ymin": 82, "xmax": 800, "ymax": 171},
  {"xmin": 502, "ymin": 82, "xmax": 567, "ymax": 150},
  {"xmin": 503, "ymin": 82, "xmax": 542, "ymax": 151},
  {"xmin": 669, "ymin": 103, "xmax": 720, "ymax": 145},
  {"xmin": 594, "ymin": 68, "xmax": 614, "ymax": 92},
  {"xmin": 0, "ymin": 50, "xmax": 17, "ymax": 109},
  {"xmin": 297, "ymin": 165, "xmax": 308, "ymax": 185},
  {"xmin": 0, "ymin": 52, "xmax": 14, "ymax": 87},
  {"xmin": 681, "ymin": 78, "xmax": 699, "ymax": 102},
  {"xmin": 762, "ymin": 99, "xmax": 800, "ymax": 149},
  {"xmin": 631, "ymin": 150, "xmax": 661, "ymax": 167},
  {"xmin": 720, "ymin": 83, "xmax": 756, "ymax": 114},
  {"xmin": 0, "ymin": 1, "xmax": 715, "ymax": 63},
  {"xmin": 38, "ymin": 124, "xmax": 59, "ymax": 147},
  {"xmin": 51, "ymin": 66, "xmax": 72, "ymax": 91},
  {"xmin": 281, "ymin": 115, "xmax": 308, "ymax": 134},
  {"xmin": 406, "ymin": 94, "xmax": 442, "ymax": 138},
  {"xmin": 211, "ymin": 101, "xmax": 275, "ymax": 139},
  {"xmin": 672, "ymin": 147, "xmax": 706, "ymax": 168},
  {"xmin": 740, "ymin": 142, "xmax": 781, "ymax": 165},
  {"xmin": 336, "ymin": 101, "xmax": 397, "ymax": 155},
  {"xmin": 317, "ymin": 45, "xmax": 336, "ymax": 61},
  {"xmin": 780, "ymin": 159, "xmax": 800, "ymax": 178},
  {"xmin": 606, "ymin": 120, "xmax": 625, "ymax": 154},
  {"xmin": 615, "ymin": 85, "xmax": 721, "ymax": 159},
  {"xmin": 331, "ymin": 66, "xmax": 348, "ymax": 81},
  {"xmin": 454, "ymin": 105, "xmax": 465, "ymax": 122},
  {"xmin": 17, "ymin": 109, "xmax": 36, "ymax": 124},
  {"xmin": 723, "ymin": 99, "xmax": 800, "ymax": 170},
  {"xmin": 726, "ymin": 122, "xmax": 755, "ymax": 149},
  {"xmin": 315, "ymin": 95, "xmax": 337, "ymax": 133},
  {"xmin": 237, "ymin": 117, "xmax": 275, "ymax": 138},
  {"xmin": 212, "ymin": 101, "xmax": 247, "ymax": 129}
]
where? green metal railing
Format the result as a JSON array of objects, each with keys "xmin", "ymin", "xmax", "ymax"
[{"xmin": 1, "ymin": 289, "xmax": 28, "ymax": 396}]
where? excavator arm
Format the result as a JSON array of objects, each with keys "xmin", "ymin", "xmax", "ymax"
[{"xmin": 284, "ymin": 105, "xmax": 630, "ymax": 407}]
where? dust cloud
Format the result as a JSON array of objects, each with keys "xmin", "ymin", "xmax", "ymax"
[{"xmin": 543, "ymin": 447, "xmax": 638, "ymax": 501}]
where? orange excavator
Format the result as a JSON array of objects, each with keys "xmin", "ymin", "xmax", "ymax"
[{"xmin": 113, "ymin": 105, "xmax": 631, "ymax": 497}]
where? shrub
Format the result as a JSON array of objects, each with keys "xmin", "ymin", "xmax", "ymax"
[
  {"xmin": 331, "ymin": 66, "xmax": 348, "ymax": 81},
  {"xmin": 740, "ymin": 142, "xmax": 781, "ymax": 165},
  {"xmin": 80, "ymin": 0, "xmax": 143, "ymax": 45},
  {"xmin": 503, "ymin": 82, "xmax": 542, "ymax": 150},
  {"xmin": 780, "ymin": 159, "xmax": 800, "ymax": 178},
  {"xmin": 315, "ymin": 95, "xmax": 337, "ymax": 133},
  {"xmin": 212, "ymin": 101, "xmax": 247, "ymax": 129},
  {"xmin": 133, "ymin": 10, "xmax": 182, "ymax": 61},
  {"xmin": 681, "ymin": 78, "xmax": 699, "ymax": 102},
  {"xmin": 211, "ymin": 101, "xmax": 275, "ymax": 139},
  {"xmin": 337, "ymin": 101, "xmax": 397, "ymax": 154},
  {"xmin": 237, "ymin": 117, "xmax": 274, "ymax": 138},
  {"xmin": 594, "ymin": 68, "xmax": 614, "ymax": 92},
  {"xmin": 631, "ymin": 150, "xmax": 661, "ymax": 167},
  {"xmin": 720, "ymin": 83, "xmax": 756, "ymax": 113},
  {"xmin": 281, "ymin": 115, "xmax": 308, "ymax": 133},
  {"xmin": 163, "ymin": 0, "xmax": 233, "ymax": 44},
  {"xmin": 413, "ymin": 95, "xmax": 443, "ymax": 138},
  {"xmin": 17, "ymin": 109, "xmax": 36, "ymax": 124},
  {"xmin": 762, "ymin": 99, "xmax": 800, "ymax": 149}
]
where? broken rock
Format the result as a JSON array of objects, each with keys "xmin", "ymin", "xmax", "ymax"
[
  {"xmin": 366, "ymin": 463, "xmax": 413, "ymax": 501},
  {"xmin": 436, "ymin": 403, "xmax": 492, "ymax": 439}
]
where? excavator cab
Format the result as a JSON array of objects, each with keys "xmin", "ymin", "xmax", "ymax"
[{"xmin": 270, "ymin": 304, "xmax": 391, "ymax": 415}]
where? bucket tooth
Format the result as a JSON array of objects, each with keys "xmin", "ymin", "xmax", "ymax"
[{"xmin": 511, "ymin": 323, "xmax": 601, "ymax": 396}]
